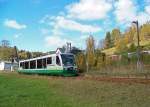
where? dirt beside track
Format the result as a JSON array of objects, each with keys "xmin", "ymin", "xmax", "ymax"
[
  {"xmin": 83, "ymin": 76, "xmax": 150, "ymax": 85},
  {"xmin": 12, "ymin": 73, "xmax": 150, "ymax": 85}
]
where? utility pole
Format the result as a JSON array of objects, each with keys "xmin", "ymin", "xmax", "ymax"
[{"xmin": 132, "ymin": 20, "xmax": 142, "ymax": 71}]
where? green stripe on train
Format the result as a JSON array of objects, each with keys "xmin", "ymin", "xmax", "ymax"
[{"xmin": 16, "ymin": 69, "xmax": 78, "ymax": 76}]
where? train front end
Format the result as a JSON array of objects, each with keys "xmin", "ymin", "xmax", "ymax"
[{"xmin": 60, "ymin": 54, "xmax": 78, "ymax": 76}]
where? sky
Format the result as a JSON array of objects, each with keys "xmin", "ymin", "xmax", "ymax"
[{"xmin": 0, "ymin": 0, "xmax": 150, "ymax": 52}]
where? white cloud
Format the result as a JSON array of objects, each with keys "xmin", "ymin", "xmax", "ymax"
[
  {"xmin": 50, "ymin": 16, "xmax": 101, "ymax": 33},
  {"xmin": 14, "ymin": 33, "xmax": 22, "ymax": 38},
  {"xmin": 145, "ymin": 5, "xmax": 150, "ymax": 14},
  {"xmin": 45, "ymin": 36, "xmax": 73, "ymax": 48},
  {"xmin": 66, "ymin": 0, "xmax": 112, "ymax": 20},
  {"xmin": 137, "ymin": 12, "xmax": 150, "ymax": 24},
  {"xmin": 40, "ymin": 15, "xmax": 55, "ymax": 26},
  {"xmin": 41, "ymin": 14, "xmax": 101, "ymax": 49},
  {"xmin": 51, "ymin": 28, "xmax": 65, "ymax": 36},
  {"xmin": 114, "ymin": 0, "xmax": 150, "ymax": 25},
  {"xmin": 4, "ymin": 19, "xmax": 26, "ymax": 29},
  {"xmin": 114, "ymin": 0, "xmax": 137, "ymax": 24}
]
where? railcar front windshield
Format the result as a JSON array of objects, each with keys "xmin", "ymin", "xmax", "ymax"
[{"xmin": 61, "ymin": 54, "xmax": 75, "ymax": 66}]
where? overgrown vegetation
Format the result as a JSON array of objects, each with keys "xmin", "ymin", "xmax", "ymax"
[{"xmin": 75, "ymin": 22, "xmax": 150, "ymax": 73}]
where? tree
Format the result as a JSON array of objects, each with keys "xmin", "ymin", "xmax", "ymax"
[
  {"xmin": 61, "ymin": 45, "xmax": 66, "ymax": 52},
  {"xmin": 13, "ymin": 46, "xmax": 19, "ymax": 62},
  {"xmin": 75, "ymin": 52, "xmax": 86, "ymax": 72},
  {"xmin": 26, "ymin": 52, "xmax": 32, "ymax": 59},
  {"xmin": 128, "ymin": 43, "xmax": 136, "ymax": 52},
  {"xmin": 86, "ymin": 35, "xmax": 95, "ymax": 70},
  {"xmin": 32, "ymin": 52, "xmax": 45, "ymax": 58},
  {"xmin": 70, "ymin": 46, "xmax": 81, "ymax": 55},
  {"xmin": 1, "ymin": 40, "xmax": 10, "ymax": 47},
  {"xmin": 116, "ymin": 37, "xmax": 128, "ymax": 53},
  {"xmin": 105, "ymin": 32, "xmax": 112, "ymax": 48},
  {"xmin": 123, "ymin": 27, "xmax": 136, "ymax": 44},
  {"xmin": 94, "ymin": 49, "xmax": 106, "ymax": 70},
  {"xmin": 0, "ymin": 47, "xmax": 15, "ymax": 61},
  {"xmin": 111, "ymin": 28, "xmax": 121, "ymax": 46},
  {"xmin": 18, "ymin": 51, "xmax": 28, "ymax": 60},
  {"xmin": 128, "ymin": 27, "xmax": 136, "ymax": 43}
]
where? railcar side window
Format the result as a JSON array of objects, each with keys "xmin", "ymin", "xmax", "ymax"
[
  {"xmin": 20, "ymin": 62, "xmax": 25, "ymax": 69},
  {"xmin": 30, "ymin": 60, "xmax": 36, "ymax": 69},
  {"xmin": 22, "ymin": 62, "xmax": 25, "ymax": 69},
  {"xmin": 43, "ymin": 58, "xmax": 46, "ymax": 68},
  {"xmin": 25, "ymin": 62, "xmax": 29, "ymax": 69},
  {"xmin": 20, "ymin": 62, "xmax": 23, "ymax": 68},
  {"xmin": 47, "ymin": 57, "xmax": 52, "ymax": 64},
  {"xmin": 37, "ymin": 59, "xmax": 42, "ymax": 68},
  {"xmin": 56, "ymin": 56, "xmax": 61, "ymax": 66}
]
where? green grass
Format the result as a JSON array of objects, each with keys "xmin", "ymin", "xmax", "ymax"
[{"xmin": 0, "ymin": 72, "xmax": 150, "ymax": 107}]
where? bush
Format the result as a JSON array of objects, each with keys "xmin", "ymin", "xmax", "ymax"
[{"xmin": 75, "ymin": 52, "xmax": 86, "ymax": 72}]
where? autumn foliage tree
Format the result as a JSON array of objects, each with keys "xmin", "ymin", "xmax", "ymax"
[
  {"xmin": 116, "ymin": 35, "xmax": 128, "ymax": 53},
  {"xmin": 75, "ymin": 52, "xmax": 86, "ymax": 72},
  {"xmin": 86, "ymin": 36, "xmax": 95, "ymax": 70},
  {"xmin": 105, "ymin": 32, "xmax": 113, "ymax": 48},
  {"xmin": 111, "ymin": 28, "xmax": 121, "ymax": 46},
  {"xmin": 76, "ymin": 22, "xmax": 150, "ymax": 72}
]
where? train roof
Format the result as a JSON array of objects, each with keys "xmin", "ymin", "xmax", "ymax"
[{"xmin": 19, "ymin": 53, "xmax": 74, "ymax": 62}]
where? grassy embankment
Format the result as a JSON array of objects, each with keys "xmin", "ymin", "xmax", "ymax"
[
  {"xmin": 102, "ymin": 40, "xmax": 150, "ymax": 55},
  {"xmin": 94, "ymin": 40, "xmax": 150, "ymax": 77},
  {"xmin": 0, "ymin": 72, "xmax": 150, "ymax": 107}
]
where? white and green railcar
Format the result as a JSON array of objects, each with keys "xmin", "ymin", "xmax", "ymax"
[{"xmin": 17, "ymin": 53, "xmax": 78, "ymax": 76}]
